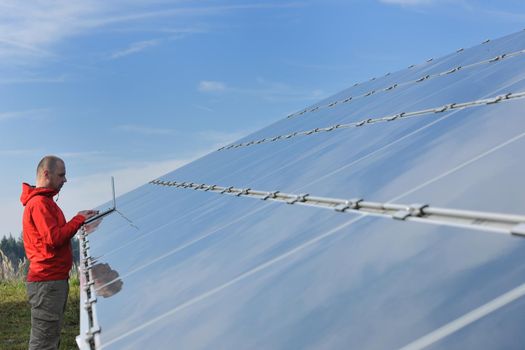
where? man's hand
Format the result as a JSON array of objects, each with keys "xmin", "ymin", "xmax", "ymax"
[{"xmin": 78, "ymin": 210, "xmax": 99, "ymax": 220}]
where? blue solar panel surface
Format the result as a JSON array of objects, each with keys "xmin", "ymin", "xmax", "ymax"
[{"xmin": 78, "ymin": 30, "xmax": 525, "ymax": 349}]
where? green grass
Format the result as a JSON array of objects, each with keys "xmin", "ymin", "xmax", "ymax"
[{"xmin": 0, "ymin": 278, "xmax": 80, "ymax": 350}]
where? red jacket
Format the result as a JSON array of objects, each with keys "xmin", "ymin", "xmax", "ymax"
[{"xmin": 20, "ymin": 183, "xmax": 85, "ymax": 282}]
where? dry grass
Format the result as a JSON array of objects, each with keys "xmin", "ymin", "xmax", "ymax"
[{"xmin": 0, "ymin": 249, "xmax": 27, "ymax": 281}]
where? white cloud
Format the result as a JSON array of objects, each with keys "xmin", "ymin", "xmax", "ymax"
[
  {"xmin": 193, "ymin": 104, "xmax": 214, "ymax": 112},
  {"xmin": 0, "ymin": 108, "xmax": 48, "ymax": 121},
  {"xmin": 109, "ymin": 39, "xmax": 161, "ymax": 59},
  {"xmin": 0, "ymin": 1, "xmax": 99, "ymax": 61},
  {"xmin": 198, "ymin": 80, "xmax": 227, "ymax": 92},
  {"xmin": 0, "ymin": 1, "xmax": 304, "ymax": 65},
  {"xmin": 198, "ymin": 77, "xmax": 325, "ymax": 102}
]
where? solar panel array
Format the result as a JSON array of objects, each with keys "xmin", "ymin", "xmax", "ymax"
[{"xmin": 78, "ymin": 30, "xmax": 525, "ymax": 349}]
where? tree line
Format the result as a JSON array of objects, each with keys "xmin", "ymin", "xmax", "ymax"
[{"xmin": 0, "ymin": 233, "xmax": 80, "ymax": 269}]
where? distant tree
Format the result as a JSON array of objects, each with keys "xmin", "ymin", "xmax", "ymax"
[
  {"xmin": 1, "ymin": 233, "xmax": 80, "ymax": 267},
  {"xmin": 0, "ymin": 234, "xmax": 25, "ymax": 265},
  {"xmin": 0, "ymin": 233, "xmax": 26, "ymax": 275}
]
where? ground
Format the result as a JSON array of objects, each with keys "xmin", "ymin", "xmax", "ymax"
[{"xmin": 0, "ymin": 278, "xmax": 80, "ymax": 350}]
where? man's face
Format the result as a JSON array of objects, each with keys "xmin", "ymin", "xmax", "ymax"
[{"xmin": 47, "ymin": 161, "xmax": 67, "ymax": 191}]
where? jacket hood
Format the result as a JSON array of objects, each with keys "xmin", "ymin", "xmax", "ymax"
[{"xmin": 20, "ymin": 183, "xmax": 58, "ymax": 206}]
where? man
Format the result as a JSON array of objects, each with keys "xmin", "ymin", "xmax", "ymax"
[{"xmin": 20, "ymin": 155, "xmax": 98, "ymax": 350}]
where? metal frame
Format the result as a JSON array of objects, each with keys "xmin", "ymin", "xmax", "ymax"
[
  {"xmin": 286, "ymin": 45, "xmax": 524, "ymax": 119},
  {"xmin": 150, "ymin": 179, "xmax": 525, "ymax": 236},
  {"xmin": 77, "ymin": 228, "xmax": 102, "ymax": 350},
  {"xmin": 218, "ymin": 91, "xmax": 525, "ymax": 151},
  {"xmin": 77, "ymin": 177, "xmax": 116, "ymax": 349}
]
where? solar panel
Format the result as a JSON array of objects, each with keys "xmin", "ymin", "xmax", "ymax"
[{"xmin": 77, "ymin": 30, "xmax": 525, "ymax": 349}]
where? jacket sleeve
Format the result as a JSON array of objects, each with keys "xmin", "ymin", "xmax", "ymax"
[{"xmin": 31, "ymin": 199, "xmax": 86, "ymax": 249}]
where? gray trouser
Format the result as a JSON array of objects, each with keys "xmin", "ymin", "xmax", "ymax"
[{"xmin": 26, "ymin": 279, "xmax": 69, "ymax": 350}]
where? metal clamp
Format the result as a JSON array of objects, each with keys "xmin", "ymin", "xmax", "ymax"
[
  {"xmin": 204, "ymin": 185, "xmax": 217, "ymax": 191},
  {"xmin": 220, "ymin": 186, "xmax": 234, "ymax": 194},
  {"xmin": 262, "ymin": 191, "xmax": 279, "ymax": 200},
  {"xmin": 356, "ymin": 119, "xmax": 372, "ymax": 127},
  {"xmin": 385, "ymin": 84, "xmax": 398, "ymax": 91},
  {"xmin": 393, "ymin": 204, "xmax": 429, "ymax": 220},
  {"xmin": 445, "ymin": 66, "xmax": 461, "ymax": 75},
  {"xmin": 387, "ymin": 112, "xmax": 405, "ymax": 121},
  {"xmin": 334, "ymin": 202, "xmax": 350, "ymax": 212},
  {"xmin": 489, "ymin": 54, "xmax": 506, "ymax": 63},
  {"xmin": 435, "ymin": 103, "xmax": 456, "ymax": 113},
  {"xmin": 82, "ymin": 280, "xmax": 95, "ymax": 292},
  {"xmin": 83, "ymin": 295, "xmax": 98, "ymax": 310},
  {"xmin": 236, "ymin": 188, "xmax": 251, "ymax": 196},
  {"xmin": 305, "ymin": 128, "xmax": 320, "ymax": 135},
  {"xmin": 486, "ymin": 93, "xmax": 512, "ymax": 104},
  {"xmin": 286, "ymin": 194, "xmax": 309, "ymax": 204},
  {"xmin": 334, "ymin": 198, "xmax": 363, "ymax": 212},
  {"xmin": 85, "ymin": 326, "xmax": 101, "ymax": 340}
]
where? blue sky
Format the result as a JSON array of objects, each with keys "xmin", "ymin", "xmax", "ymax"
[{"xmin": 1, "ymin": 0, "xmax": 525, "ymax": 238}]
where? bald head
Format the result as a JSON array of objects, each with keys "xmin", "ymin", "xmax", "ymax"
[
  {"xmin": 37, "ymin": 155, "xmax": 64, "ymax": 175},
  {"xmin": 36, "ymin": 155, "xmax": 67, "ymax": 191}
]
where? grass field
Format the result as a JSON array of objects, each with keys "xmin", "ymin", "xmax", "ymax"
[{"xmin": 0, "ymin": 278, "xmax": 80, "ymax": 350}]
